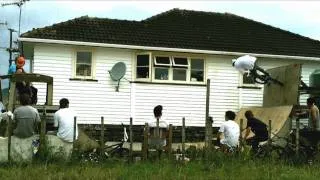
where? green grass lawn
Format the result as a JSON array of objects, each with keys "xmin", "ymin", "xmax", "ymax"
[{"xmin": 1, "ymin": 152, "xmax": 320, "ymax": 180}]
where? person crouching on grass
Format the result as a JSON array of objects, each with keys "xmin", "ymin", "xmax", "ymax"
[
  {"xmin": 244, "ymin": 110, "xmax": 268, "ymax": 153},
  {"xmin": 217, "ymin": 111, "xmax": 240, "ymax": 153}
]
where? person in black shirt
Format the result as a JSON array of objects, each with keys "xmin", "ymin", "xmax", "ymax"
[{"xmin": 244, "ymin": 110, "xmax": 268, "ymax": 152}]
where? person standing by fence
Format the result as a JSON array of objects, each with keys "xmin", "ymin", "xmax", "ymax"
[{"xmin": 147, "ymin": 105, "xmax": 169, "ymax": 149}]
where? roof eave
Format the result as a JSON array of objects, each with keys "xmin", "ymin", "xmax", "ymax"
[{"xmin": 19, "ymin": 37, "xmax": 320, "ymax": 61}]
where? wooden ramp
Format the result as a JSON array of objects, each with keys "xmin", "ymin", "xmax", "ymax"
[
  {"xmin": 263, "ymin": 64, "xmax": 301, "ymax": 107},
  {"xmin": 235, "ymin": 106, "xmax": 293, "ymax": 147}
]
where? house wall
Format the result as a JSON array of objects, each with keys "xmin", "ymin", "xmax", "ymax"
[
  {"xmin": 33, "ymin": 44, "xmax": 132, "ymax": 124},
  {"xmin": 32, "ymin": 44, "xmax": 320, "ymax": 127},
  {"xmin": 32, "ymin": 44, "xmax": 207, "ymax": 126}
]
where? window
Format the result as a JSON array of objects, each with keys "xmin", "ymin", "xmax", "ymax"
[
  {"xmin": 190, "ymin": 59, "xmax": 204, "ymax": 82},
  {"xmin": 173, "ymin": 69, "xmax": 187, "ymax": 81},
  {"xmin": 154, "ymin": 56, "xmax": 171, "ymax": 66},
  {"xmin": 136, "ymin": 54, "xmax": 150, "ymax": 79},
  {"xmin": 75, "ymin": 51, "xmax": 92, "ymax": 77},
  {"xmin": 172, "ymin": 57, "xmax": 188, "ymax": 81},
  {"xmin": 134, "ymin": 53, "xmax": 205, "ymax": 84},
  {"xmin": 155, "ymin": 68, "xmax": 169, "ymax": 80},
  {"xmin": 172, "ymin": 57, "xmax": 188, "ymax": 68},
  {"xmin": 154, "ymin": 56, "xmax": 170, "ymax": 80},
  {"xmin": 242, "ymin": 72, "xmax": 255, "ymax": 84}
]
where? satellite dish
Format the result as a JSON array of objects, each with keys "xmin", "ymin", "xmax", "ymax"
[{"xmin": 108, "ymin": 62, "xmax": 126, "ymax": 91}]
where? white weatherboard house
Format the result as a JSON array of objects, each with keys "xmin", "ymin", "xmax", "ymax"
[{"xmin": 19, "ymin": 9, "xmax": 320, "ymax": 127}]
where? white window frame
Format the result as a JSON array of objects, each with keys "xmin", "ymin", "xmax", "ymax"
[
  {"xmin": 135, "ymin": 52, "xmax": 152, "ymax": 81},
  {"xmin": 73, "ymin": 48, "xmax": 96, "ymax": 79}
]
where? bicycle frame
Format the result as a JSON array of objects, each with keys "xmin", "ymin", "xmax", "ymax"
[{"xmin": 103, "ymin": 124, "xmax": 129, "ymax": 158}]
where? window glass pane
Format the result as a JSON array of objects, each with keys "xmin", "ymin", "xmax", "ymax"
[
  {"xmin": 136, "ymin": 54, "xmax": 149, "ymax": 78},
  {"xmin": 173, "ymin": 69, "xmax": 187, "ymax": 81},
  {"xmin": 191, "ymin": 70, "xmax": 204, "ymax": 82},
  {"xmin": 76, "ymin": 64, "xmax": 91, "ymax": 76},
  {"xmin": 137, "ymin": 67, "xmax": 149, "ymax": 78},
  {"xmin": 155, "ymin": 68, "xmax": 169, "ymax": 80},
  {"xmin": 76, "ymin": 52, "xmax": 92, "ymax": 76},
  {"xmin": 243, "ymin": 72, "xmax": 255, "ymax": 84},
  {"xmin": 173, "ymin": 57, "xmax": 188, "ymax": 65},
  {"xmin": 191, "ymin": 59, "xmax": 204, "ymax": 70},
  {"xmin": 77, "ymin": 52, "xmax": 92, "ymax": 64},
  {"xmin": 190, "ymin": 59, "xmax": 204, "ymax": 82},
  {"xmin": 155, "ymin": 56, "xmax": 170, "ymax": 65},
  {"xmin": 137, "ymin": 55, "xmax": 149, "ymax": 66}
]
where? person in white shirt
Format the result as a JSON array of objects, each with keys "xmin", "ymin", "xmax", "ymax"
[
  {"xmin": 218, "ymin": 111, "xmax": 240, "ymax": 152},
  {"xmin": 54, "ymin": 98, "xmax": 78, "ymax": 143},
  {"xmin": 147, "ymin": 105, "xmax": 169, "ymax": 148},
  {"xmin": 232, "ymin": 55, "xmax": 282, "ymax": 86},
  {"xmin": 232, "ymin": 55, "xmax": 257, "ymax": 75}
]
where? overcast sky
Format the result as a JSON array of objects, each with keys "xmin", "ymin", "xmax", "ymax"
[{"xmin": 1, "ymin": 0, "xmax": 320, "ymax": 77}]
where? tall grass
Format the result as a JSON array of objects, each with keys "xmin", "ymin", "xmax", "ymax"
[{"xmin": 1, "ymin": 148, "xmax": 320, "ymax": 180}]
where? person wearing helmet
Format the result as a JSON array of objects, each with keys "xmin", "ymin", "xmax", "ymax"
[
  {"xmin": 8, "ymin": 55, "xmax": 38, "ymax": 105},
  {"xmin": 8, "ymin": 56, "xmax": 25, "ymax": 75}
]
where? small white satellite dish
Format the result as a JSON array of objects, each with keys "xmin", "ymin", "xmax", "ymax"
[{"xmin": 108, "ymin": 62, "xmax": 126, "ymax": 92}]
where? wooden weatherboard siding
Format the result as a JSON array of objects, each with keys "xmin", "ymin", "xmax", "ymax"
[
  {"xmin": 132, "ymin": 83, "xmax": 206, "ymax": 127},
  {"xmin": 32, "ymin": 44, "xmax": 132, "ymax": 124},
  {"xmin": 207, "ymin": 55, "xmax": 240, "ymax": 127}
]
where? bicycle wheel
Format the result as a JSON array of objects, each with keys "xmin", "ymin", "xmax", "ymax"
[
  {"xmin": 109, "ymin": 147, "xmax": 130, "ymax": 158},
  {"xmin": 118, "ymin": 148, "xmax": 130, "ymax": 158}
]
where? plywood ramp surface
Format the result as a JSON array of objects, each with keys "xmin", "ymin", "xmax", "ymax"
[
  {"xmin": 235, "ymin": 106, "xmax": 293, "ymax": 139},
  {"xmin": 263, "ymin": 64, "xmax": 301, "ymax": 107}
]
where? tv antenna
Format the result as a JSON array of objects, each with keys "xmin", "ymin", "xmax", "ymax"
[
  {"xmin": 1, "ymin": 0, "xmax": 30, "ymax": 36},
  {"xmin": 109, "ymin": 62, "xmax": 127, "ymax": 92}
]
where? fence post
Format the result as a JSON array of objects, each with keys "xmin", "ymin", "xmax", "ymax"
[
  {"xmin": 39, "ymin": 106, "xmax": 47, "ymax": 155},
  {"xmin": 268, "ymin": 120, "xmax": 272, "ymax": 153},
  {"xmin": 129, "ymin": 117, "xmax": 133, "ymax": 163},
  {"xmin": 205, "ymin": 79, "xmax": 210, "ymax": 147},
  {"xmin": 239, "ymin": 119, "xmax": 244, "ymax": 151},
  {"xmin": 100, "ymin": 116, "xmax": 105, "ymax": 156},
  {"xmin": 168, "ymin": 124, "xmax": 173, "ymax": 159},
  {"xmin": 73, "ymin": 117, "xmax": 77, "ymax": 150},
  {"xmin": 142, "ymin": 123, "xmax": 149, "ymax": 160},
  {"xmin": 7, "ymin": 116, "xmax": 12, "ymax": 162},
  {"xmin": 206, "ymin": 116, "xmax": 213, "ymax": 149},
  {"xmin": 155, "ymin": 117, "xmax": 161, "ymax": 159},
  {"xmin": 295, "ymin": 118, "xmax": 300, "ymax": 156},
  {"xmin": 182, "ymin": 117, "xmax": 186, "ymax": 161}
]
